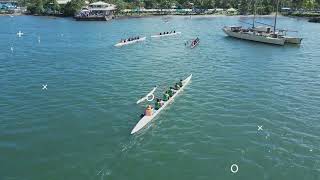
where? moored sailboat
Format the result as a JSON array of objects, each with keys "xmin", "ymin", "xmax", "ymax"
[
  {"xmin": 222, "ymin": 26, "xmax": 285, "ymax": 45},
  {"xmin": 222, "ymin": 0, "xmax": 302, "ymax": 45}
]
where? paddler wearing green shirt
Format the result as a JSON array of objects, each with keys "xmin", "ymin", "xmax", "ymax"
[
  {"xmin": 163, "ymin": 91, "xmax": 170, "ymax": 101},
  {"xmin": 168, "ymin": 87, "xmax": 176, "ymax": 97},
  {"xmin": 155, "ymin": 98, "xmax": 162, "ymax": 110}
]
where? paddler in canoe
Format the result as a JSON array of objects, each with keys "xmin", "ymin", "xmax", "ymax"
[
  {"xmin": 178, "ymin": 79, "xmax": 183, "ymax": 87},
  {"xmin": 174, "ymin": 83, "xmax": 180, "ymax": 90},
  {"xmin": 163, "ymin": 91, "xmax": 170, "ymax": 101},
  {"xmin": 144, "ymin": 105, "xmax": 153, "ymax": 116},
  {"xmin": 191, "ymin": 37, "xmax": 199, "ymax": 46},
  {"xmin": 168, "ymin": 87, "xmax": 177, "ymax": 97},
  {"xmin": 155, "ymin": 98, "xmax": 164, "ymax": 110},
  {"xmin": 191, "ymin": 39, "xmax": 196, "ymax": 46}
]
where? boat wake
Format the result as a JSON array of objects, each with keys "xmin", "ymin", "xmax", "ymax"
[{"xmin": 96, "ymin": 134, "xmax": 146, "ymax": 179}]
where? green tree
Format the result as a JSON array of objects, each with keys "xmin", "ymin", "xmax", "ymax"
[
  {"xmin": 289, "ymin": 0, "xmax": 302, "ymax": 9},
  {"xmin": 27, "ymin": 0, "xmax": 45, "ymax": 14},
  {"xmin": 303, "ymin": 0, "xmax": 315, "ymax": 9},
  {"xmin": 194, "ymin": 0, "xmax": 215, "ymax": 9},
  {"xmin": 239, "ymin": 0, "xmax": 248, "ymax": 14},
  {"xmin": 44, "ymin": 0, "xmax": 61, "ymax": 14},
  {"xmin": 106, "ymin": 0, "xmax": 127, "ymax": 11},
  {"xmin": 144, "ymin": 0, "xmax": 156, "ymax": 8},
  {"xmin": 157, "ymin": 0, "xmax": 172, "ymax": 9},
  {"xmin": 63, "ymin": 0, "xmax": 85, "ymax": 16}
]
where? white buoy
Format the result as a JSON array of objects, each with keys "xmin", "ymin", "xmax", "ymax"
[
  {"xmin": 10, "ymin": 47, "xmax": 14, "ymax": 52},
  {"xmin": 38, "ymin": 36, "xmax": 41, "ymax": 43},
  {"xmin": 17, "ymin": 31, "xmax": 24, "ymax": 37}
]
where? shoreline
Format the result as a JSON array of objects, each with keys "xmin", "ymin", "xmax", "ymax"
[
  {"xmin": 20, "ymin": 13, "xmax": 281, "ymax": 18},
  {"xmin": 2, "ymin": 13, "xmax": 315, "ymax": 21}
]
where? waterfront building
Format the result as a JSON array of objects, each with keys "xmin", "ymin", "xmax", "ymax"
[
  {"xmin": 74, "ymin": 1, "xmax": 116, "ymax": 21},
  {"xmin": 0, "ymin": 0, "xmax": 26, "ymax": 14}
]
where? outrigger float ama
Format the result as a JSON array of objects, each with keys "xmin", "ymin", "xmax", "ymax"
[
  {"xmin": 131, "ymin": 74, "xmax": 192, "ymax": 134},
  {"xmin": 136, "ymin": 86, "xmax": 157, "ymax": 104}
]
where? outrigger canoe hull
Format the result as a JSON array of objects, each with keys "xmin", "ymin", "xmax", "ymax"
[
  {"xmin": 190, "ymin": 40, "xmax": 200, "ymax": 48},
  {"xmin": 131, "ymin": 74, "xmax": 192, "ymax": 134},
  {"xmin": 114, "ymin": 37, "xmax": 146, "ymax": 47},
  {"xmin": 151, "ymin": 32, "xmax": 181, "ymax": 38}
]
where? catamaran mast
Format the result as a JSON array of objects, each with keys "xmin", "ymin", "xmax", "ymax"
[
  {"xmin": 252, "ymin": 0, "xmax": 256, "ymax": 28},
  {"xmin": 273, "ymin": 0, "xmax": 280, "ymax": 33}
]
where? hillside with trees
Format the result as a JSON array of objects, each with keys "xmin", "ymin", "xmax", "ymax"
[{"xmin": 18, "ymin": 0, "xmax": 320, "ymax": 16}]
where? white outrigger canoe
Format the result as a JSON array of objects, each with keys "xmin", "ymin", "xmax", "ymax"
[
  {"xmin": 114, "ymin": 37, "xmax": 146, "ymax": 47},
  {"xmin": 151, "ymin": 32, "xmax": 181, "ymax": 38},
  {"xmin": 131, "ymin": 74, "xmax": 192, "ymax": 134}
]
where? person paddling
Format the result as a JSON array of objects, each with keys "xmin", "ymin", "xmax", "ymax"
[
  {"xmin": 178, "ymin": 79, "xmax": 183, "ymax": 87},
  {"xmin": 145, "ymin": 105, "xmax": 153, "ymax": 116},
  {"xmin": 163, "ymin": 91, "xmax": 170, "ymax": 101},
  {"xmin": 168, "ymin": 87, "xmax": 176, "ymax": 97},
  {"xmin": 155, "ymin": 98, "xmax": 162, "ymax": 110},
  {"xmin": 174, "ymin": 83, "xmax": 180, "ymax": 90}
]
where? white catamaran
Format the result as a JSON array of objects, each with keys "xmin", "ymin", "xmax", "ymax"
[
  {"xmin": 131, "ymin": 74, "xmax": 192, "ymax": 134},
  {"xmin": 222, "ymin": 0, "xmax": 302, "ymax": 45}
]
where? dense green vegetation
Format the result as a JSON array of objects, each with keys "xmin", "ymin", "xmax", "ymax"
[
  {"xmin": 22, "ymin": 0, "xmax": 85, "ymax": 15},
  {"xmin": 19, "ymin": 0, "xmax": 320, "ymax": 16}
]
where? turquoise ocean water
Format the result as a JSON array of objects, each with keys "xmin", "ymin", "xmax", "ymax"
[{"xmin": 0, "ymin": 15, "xmax": 319, "ymax": 180}]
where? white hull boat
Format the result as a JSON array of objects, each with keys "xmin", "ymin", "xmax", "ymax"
[
  {"xmin": 222, "ymin": 27, "xmax": 285, "ymax": 45},
  {"xmin": 151, "ymin": 32, "xmax": 181, "ymax": 38},
  {"xmin": 131, "ymin": 74, "xmax": 192, "ymax": 134},
  {"xmin": 114, "ymin": 37, "xmax": 146, "ymax": 47},
  {"xmin": 190, "ymin": 40, "xmax": 200, "ymax": 48},
  {"xmin": 222, "ymin": 0, "xmax": 302, "ymax": 46}
]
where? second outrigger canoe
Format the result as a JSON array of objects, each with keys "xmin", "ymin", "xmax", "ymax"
[
  {"xmin": 151, "ymin": 32, "xmax": 181, "ymax": 38},
  {"xmin": 114, "ymin": 37, "xmax": 146, "ymax": 47},
  {"xmin": 131, "ymin": 74, "xmax": 192, "ymax": 134},
  {"xmin": 190, "ymin": 39, "xmax": 200, "ymax": 48}
]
